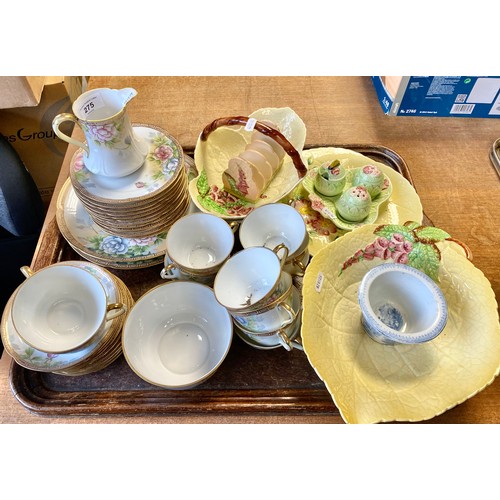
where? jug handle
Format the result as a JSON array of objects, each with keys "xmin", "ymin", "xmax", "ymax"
[{"xmin": 52, "ymin": 113, "xmax": 89, "ymax": 154}]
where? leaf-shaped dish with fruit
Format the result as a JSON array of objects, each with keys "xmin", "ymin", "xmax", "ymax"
[{"xmin": 301, "ymin": 223, "xmax": 500, "ymax": 424}]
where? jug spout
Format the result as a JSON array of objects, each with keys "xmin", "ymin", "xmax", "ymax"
[{"xmin": 118, "ymin": 88, "xmax": 138, "ymax": 106}]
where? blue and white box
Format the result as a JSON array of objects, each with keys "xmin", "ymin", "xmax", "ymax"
[{"xmin": 372, "ymin": 76, "xmax": 500, "ymax": 118}]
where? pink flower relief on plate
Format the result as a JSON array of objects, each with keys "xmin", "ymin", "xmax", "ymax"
[
  {"xmin": 310, "ymin": 197, "xmax": 325, "ymax": 212},
  {"xmin": 154, "ymin": 144, "xmax": 173, "ymax": 163},
  {"xmin": 135, "ymin": 181, "xmax": 146, "ymax": 189},
  {"xmin": 340, "ymin": 233, "xmax": 414, "ymax": 274}
]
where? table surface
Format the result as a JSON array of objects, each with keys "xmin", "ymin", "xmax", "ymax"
[{"xmin": 1, "ymin": 76, "xmax": 499, "ymax": 424}]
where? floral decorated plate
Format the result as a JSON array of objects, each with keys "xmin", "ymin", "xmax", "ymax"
[
  {"xmin": 1, "ymin": 261, "xmax": 119, "ymax": 372},
  {"xmin": 301, "ymin": 223, "xmax": 500, "ymax": 423},
  {"xmin": 57, "ymin": 178, "xmax": 169, "ymax": 265},
  {"xmin": 70, "ymin": 124, "xmax": 184, "ymax": 203},
  {"xmin": 302, "ymin": 166, "xmax": 392, "ymax": 230},
  {"xmin": 189, "ymin": 107, "xmax": 307, "ymax": 220},
  {"xmin": 289, "ymin": 147, "xmax": 423, "ymax": 256},
  {"xmin": 66, "ymin": 242, "xmax": 166, "ymax": 271}
]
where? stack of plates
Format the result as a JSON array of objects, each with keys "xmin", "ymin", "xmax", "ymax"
[
  {"xmin": 57, "ymin": 178, "xmax": 174, "ymax": 269},
  {"xmin": 57, "ymin": 150, "xmax": 199, "ymax": 270},
  {"xmin": 1, "ymin": 261, "xmax": 134, "ymax": 376},
  {"xmin": 69, "ymin": 124, "xmax": 190, "ymax": 239}
]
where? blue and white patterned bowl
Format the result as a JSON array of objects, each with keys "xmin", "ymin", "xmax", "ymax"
[{"xmin": 357, "ymin": 263, "xmax": 448, "ymax": 345}]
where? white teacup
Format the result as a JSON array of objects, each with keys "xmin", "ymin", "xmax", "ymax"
[
  {"xmin": 160, "ymin": 213, "xmax": 237, "ymax": 281},
  {"xmin": 238, "ymin": 203, "xmax": 309, "ymax": 276},
  {"xmin": 236, "ymin": 285, "xmax": 303, "ymax": 351},
  {"xmin": 213, "ymin": 245, "xmax": 289, "ymax": 313},
  {"xmin": 231, "ymin": 272, "xmax": 295, "ymax": 333},
  {"xmin": 12, "ymin": 265, "xmax": 127, "ymax": 353}
]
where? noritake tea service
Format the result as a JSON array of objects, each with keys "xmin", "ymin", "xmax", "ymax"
[
  {"xmin": 12, "ymin": 265, "xmax": 126, "ymax": 353},
  {"xmin": 238, "ymin": 203, "xmax": 309, "ymax": 277},
  {"xmin": 2, "ymin": 92, "xmax": 461, "ymax": 407},
  {"xmin": 1, "ymin": 261, "xmax": 134, "ymax": 375},
  {"xmin": 122, "ymin": 281, "xmax": 232, "ymax": 389},
  {"xmin": 160, "ymin": 212, "xmax": 237, "ymax": 285}
]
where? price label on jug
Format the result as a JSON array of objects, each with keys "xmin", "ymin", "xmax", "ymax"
[{"xmin": 78, "ymin": 93, "xmax": 105, "ymax": 118}]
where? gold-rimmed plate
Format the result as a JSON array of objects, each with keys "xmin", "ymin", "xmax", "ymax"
[{"xmin": 70, "ymin": 124, "xmax": 185, "ymax": 204}]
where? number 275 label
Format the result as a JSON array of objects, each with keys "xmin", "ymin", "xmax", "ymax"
[{"xmin": 79, "ymin": 93, "xmax": 105, "ymax": 117}]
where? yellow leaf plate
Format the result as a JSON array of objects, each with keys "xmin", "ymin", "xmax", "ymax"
[
  {"xmin": 301, "ymin": 224, "xmax": 500, "ymax": 424},
  {"xmin": 189, "ymin": 107, "xmax": 307, "ymax": 220},
  {"xmin": 289, "ymin": 147, "xmax": 424, "ymax": 255}
]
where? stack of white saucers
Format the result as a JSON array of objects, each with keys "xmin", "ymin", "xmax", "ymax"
[
  {"xmin": 68, "ymin": 124, "xmax": 190, "ymax": 239},
  {"xmin": 56, "ymin": 177, "xmax": 197, "ymax": 270},
  {"xmin": 0, "ymin": 261, "xmax": 134, "ymax": 376}
]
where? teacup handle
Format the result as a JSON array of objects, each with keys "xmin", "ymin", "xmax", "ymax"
[
  {"xmin": 160, "ymin": 263, "xmax": 179, "ymax": 280},
  {"xmin": 228, "ymin": 221, "xmax": 239, "ymax": 234},
  {"xmin": 52, "ymin": 113, "xmax": 90, "ymax": 155},
  {"xmin": 276, "ymin": 328, "xmax": 303, "ymax": 351},
  {"xmin": 291, "ymin": 257, "xmax": 307, "ymax": 277},
  {"xmin": 277, "ymin": 301, "xmax": 296, "ymax": 329},
  {"xmin": 20, "ymin": 265, "xmax": 34, "ymax": 278},
  {"xmin": 272, "ymin": 243, "xmax": 289, "ymax": 269},
  {"xmin": 105, "ymin": 302, "xmax": 127, "ymax": 321}
]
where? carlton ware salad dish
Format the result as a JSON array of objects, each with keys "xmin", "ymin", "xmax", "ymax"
[{"xmin": 301, "ymin": 223, "xmax": 500, "ymax": 424}]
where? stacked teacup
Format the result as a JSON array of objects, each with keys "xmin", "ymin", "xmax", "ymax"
[
  {"xmin": 214, "ymin": 203, "xmax": 308, "ymax": 351},
  {"xmin": 159, "ymin": 213, "xmax": 238, "ymax": 285},
  {"xmin": 1, "ymin": 262, "xmax": 133, "ymax": 375}
]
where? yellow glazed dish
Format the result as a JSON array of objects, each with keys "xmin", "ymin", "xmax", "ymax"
[
  {"xmin": 301, "ymin": 224, "xmax": 500, "ymax": 424},
  {"xmin": 290, "ymin": 147, "xmax": 424, "ymax": 255},
  {"xmin": 190, "ymin": 107, "xmax": 307, "ymax": 220}
]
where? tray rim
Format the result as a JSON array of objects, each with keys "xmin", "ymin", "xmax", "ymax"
[{"xmin": 8, "ymin": 143, "xmax": 426, "ymax": 417}]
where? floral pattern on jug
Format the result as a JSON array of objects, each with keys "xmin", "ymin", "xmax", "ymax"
[{"xmin": 81, "ymin": 116, "xmax": 123, "ymax": 148}]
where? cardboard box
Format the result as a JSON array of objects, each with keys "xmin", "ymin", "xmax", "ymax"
[
  {"xmin": 372, "ymin": 76, "xmax": 500, "ymax": 118},
  {"xmin": 0, "ymin": 76, "xmax": 46, "ymax": 109},
  {"xmin": 0, "ymin": 77, "xmax": 85, "ymax": 207}
]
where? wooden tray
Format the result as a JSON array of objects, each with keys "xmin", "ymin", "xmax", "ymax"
[{"xmin": 9, "ymin": 144, "xmax": 426, "ymax": 417}]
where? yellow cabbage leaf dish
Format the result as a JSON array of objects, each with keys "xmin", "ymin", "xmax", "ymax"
[
  {"xmin": 190, "ymin": 107, "xmax": 307, "ymax": 219},
  {"xmin": 301, "ymin": 224, "xmax": 500, "ymax": 424}
]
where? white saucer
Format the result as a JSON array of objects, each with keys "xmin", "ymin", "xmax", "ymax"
[
  {"xmin": 57, "ymin": 179, "xmax": 198, "ymax": 266},
  {"xmin": 70, "ymin": 124, "xmax": 184, "ymax": 203},
  {"xmin": 1, "ymin": 261, "xmax": 118, "ymax": 372}
]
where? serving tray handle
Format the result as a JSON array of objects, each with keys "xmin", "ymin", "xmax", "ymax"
[{"xmin": 200, "ymin": 115, "xmax": 308, "ymax": 178}]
